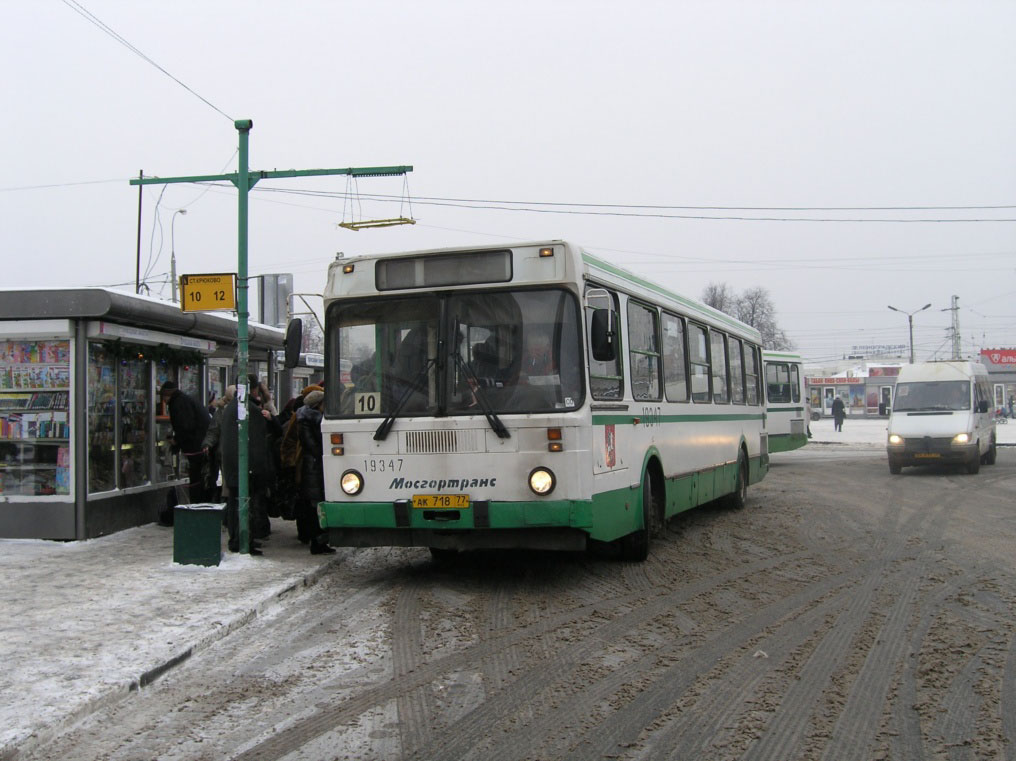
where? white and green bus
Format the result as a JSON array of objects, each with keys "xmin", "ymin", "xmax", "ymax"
[
  {"xmin": 316, "ymin": 241, "xmax": 768, "ymax": 560},
  {"xmin": 763, "ymin": 350, "xmax": 810, "ymax": 452}
]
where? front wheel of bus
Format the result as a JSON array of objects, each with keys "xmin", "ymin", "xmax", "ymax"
[{"xmin": 620, "ymin": 470, "xmax": 657, "ymax": 562}]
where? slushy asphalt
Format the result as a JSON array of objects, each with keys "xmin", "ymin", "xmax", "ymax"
[{"xmin": 1, "ymin": 416, "xmax": 1013, "ymax": 757}]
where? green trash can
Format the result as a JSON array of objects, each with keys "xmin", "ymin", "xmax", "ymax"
[{"xmin": 173, "ymin": 503, "xmax": 225, "ymax": 566}]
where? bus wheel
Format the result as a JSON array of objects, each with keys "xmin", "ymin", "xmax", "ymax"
[
  {"xmin": 620, "ymin": 471, "xmax": 656, "ymax": 562},
  {"xmin": 888, "ymin": 458, "xmax": 902, "ymax": 475},
  {"xmin": 727, "ymin": 451, "xmax": 748, "ymax": 510}
]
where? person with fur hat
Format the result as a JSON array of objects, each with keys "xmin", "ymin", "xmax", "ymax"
[{"xmin": 296, "ymin": 389, "xmax": 335, "ymax": 554}]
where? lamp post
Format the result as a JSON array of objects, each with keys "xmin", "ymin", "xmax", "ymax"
[
  {"xmin": 888, "ymin": 303, "xmax": 932, "ymax": 364},
  {"xmin": 170, "ymin": 209, "xmax": 188, "ymax": 303}
]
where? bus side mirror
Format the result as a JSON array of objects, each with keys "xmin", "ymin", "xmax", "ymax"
[
  {"xmin": 978, "ymin": 399, "xmax": 989, "ymax": 413},
  {"xmin": 284, "ymin": 318, "xmax": 303, "ymax": 369},
  {"xmin": 590, "ymin": 309, "xmax": 616, "ymax": 362}
]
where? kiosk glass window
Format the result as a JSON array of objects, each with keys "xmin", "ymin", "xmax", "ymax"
[
  {"xmin": 118, "ymin": 358, "xmax": 149, "ymax": 488},
  {"xmin": 87, "ymin": 342, "xmax": 117, "ymax": 493},
  {"xmin": 0, "ymin": 339, "xmax": 72, "ymax": 496}
]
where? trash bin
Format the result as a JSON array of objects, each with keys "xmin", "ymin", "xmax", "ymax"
[{"xmin": 173, "ymin": 503, "xmax": 225, "ymax": 566}]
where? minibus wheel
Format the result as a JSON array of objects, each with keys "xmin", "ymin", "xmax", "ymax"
[
  {"xmin": 984, "ymin": 438, "xmax": 997, "ymax": 465},
  {"xmin": 966, "ymin": 454, "xmax": 981, "ymax": 475},
  {"xmin": 888, "ymin": 458, "xmax": 902, "ymax": 475}
]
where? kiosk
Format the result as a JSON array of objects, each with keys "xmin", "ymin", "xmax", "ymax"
[{"xmin": 0, "ymin": 288, "xmax": 283, "ymax": 539}]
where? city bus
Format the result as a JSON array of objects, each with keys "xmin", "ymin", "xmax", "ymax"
[
  {"xmin": 315, "ymin": 241, "xmax": 769, "ymax": 560},
  {"xmin": 763, "ymin": 350, "xmax": 809, "ymax": 452}
]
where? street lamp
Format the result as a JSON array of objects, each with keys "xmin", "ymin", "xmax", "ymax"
[
  {"xmin": 170, "ymin": 209, "xmax": 188, "ymax": 303},
  {"xmin": 888, "ymin": 303, "xmax": 932, "ymax": 364}
]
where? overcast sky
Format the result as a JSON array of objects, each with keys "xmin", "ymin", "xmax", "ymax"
[{"xmin": 2, "ymin": 1, "xmax": 1013, "ymax": 363}]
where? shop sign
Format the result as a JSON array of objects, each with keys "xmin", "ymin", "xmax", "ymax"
[{"xmin": 981, "ymin": 349, "xmax": 1016, "ymax": 365}]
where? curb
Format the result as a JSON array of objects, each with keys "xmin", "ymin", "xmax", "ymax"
[{"xmin": 0, "ymin": 553, "xmax": 344, "ymax": 761}]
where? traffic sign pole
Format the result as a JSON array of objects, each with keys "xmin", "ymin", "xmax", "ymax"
[{"xmin": 130, "ymin": 122, "xmax": 411, "ymax": 554}]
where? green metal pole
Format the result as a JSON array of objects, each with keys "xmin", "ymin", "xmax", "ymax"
[{"xmin": 236, "ymin": 119, "xmax": 252, "ymax": 554}]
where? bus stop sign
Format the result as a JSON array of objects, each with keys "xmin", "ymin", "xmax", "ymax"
[{"xmin": 180, "ymin": 273, "xmax": 236, "ymax": 312}]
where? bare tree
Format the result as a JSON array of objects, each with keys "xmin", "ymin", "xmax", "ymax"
[
  {"xmin": 701, "ymin": 283, "xmax": 795, "ymax": 351},
  {"xmin": 701, "ymin": 282, "xmax": 737, "ymax": 314}
]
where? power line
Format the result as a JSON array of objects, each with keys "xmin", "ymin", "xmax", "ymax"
[
  {"xmin": 252, "ymin": 187, "xmax": 1016, "ymax": 212},
  {"xmin": 0, "ymin": 178, "xmax": 126, "ymax": 192},
  {"xmin": 250, "ymin": 186, "xmax": 1016, "ymax": 222},
  {"xmin": 60, "ymin": 0, "xmax": 233, "ymax": 122}
]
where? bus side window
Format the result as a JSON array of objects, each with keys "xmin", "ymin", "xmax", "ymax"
[
  {"xmin": 710, "ymin": 330, "xmax": 729, "ymax": 404},
  {"xmin": 729, "ymin": 337, "xmax": 745, "ymax": 404},
  {"xmin": 766, "ymin": 362, "xmax": 790, "ymax": 403},
  {"xmin": 745, "ymin": 346, "xmax": 760, "ymax": 406},
  {"xmin": 791, "ymin": 364, "xmax": 801, "ymax": 403},
  {"xmin": 627, "ymin": 301, "xmax": 661, "ymax": 401},
  {"xmin": 586, "ymin": 288, "xmax": 624, "ymax": 400},
  {"xmin": 689, "ymin": 323, "xmax": 710, "ymax": 403},
  {"xmin": 662, "ymin": 312, "xmax": 688, "ymax": 402}
]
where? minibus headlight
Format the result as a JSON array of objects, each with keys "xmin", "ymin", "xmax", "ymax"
[
  {"xmin": 888, "ymin": 434, "xmax": 903, "ymax": 446},
  {"xmin": 528, "ymin": 467, "xmax": 556, "ymax": 496},
  {"xmin": 340, "ymin": 469, "xmax": 364, "ymax": 495},
  {"xmin": 952, "ymin": 433, "xmax": 970, "ymax": 445}
]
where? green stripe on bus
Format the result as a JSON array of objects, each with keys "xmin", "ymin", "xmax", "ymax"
[{"xmin": 766, "ymin": 406, "xmax": 805, "ymax": 413}]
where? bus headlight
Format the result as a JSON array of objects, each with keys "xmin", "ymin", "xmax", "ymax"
[
  {"xmin": 952, "ymin": 433, "xmax": 971, "ymax": 445},
  {"xmin": 528, "ymin": 467, "xmax": 556, "ymax": 496},
  {"xmin": 888, "ymin": 434, "xmax": 903, "ymax": 446},
  {"xmin": 340, "ymin": 469, "xmax": 364, "ymax": 495}
]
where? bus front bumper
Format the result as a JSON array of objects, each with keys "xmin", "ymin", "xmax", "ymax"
[{"xmin": 319, "ymin": 498, "xmax": 593, "ymax": 551}]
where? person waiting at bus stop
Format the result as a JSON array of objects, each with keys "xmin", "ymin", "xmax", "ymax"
[
  {"xmin": 296, "ymin": 389, "xmax": 335, "ymax": 554},
  {"xmin": 220, "ymin": 383, "xmax": 274, "ymax": 556},
  {"xmin": 159, "ymin": 381, "xmax": 211, "ymax": 503}
]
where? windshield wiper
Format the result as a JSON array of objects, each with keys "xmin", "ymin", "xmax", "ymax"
[
  {"xmin": 452, "ymin": 351, "xmax": 510, "ymax": 439},
  {"xmin": 374, "ymin": 357, "xmax": 437, "ymax": 441}
]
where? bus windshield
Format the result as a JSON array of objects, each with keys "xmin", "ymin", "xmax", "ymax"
[
  {"xmin": 329, "ymin": 288, "xmax": 583, "ymax": 419},
  {"xmin": 893, "ymin": 380, "xmax": 970, "ymax": 412}
]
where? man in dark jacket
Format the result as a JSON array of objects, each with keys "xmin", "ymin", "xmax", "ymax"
[
  {"xmin": 220, "ymin": 389, "xmax": 268, "ymax": 555},
  {"xmin": 296, "ymin": 390, "xmax": 335, "ymax": 554},
  {"xmin": 159, "ymin": 381, "xmax": 211, "ymax": 503}
]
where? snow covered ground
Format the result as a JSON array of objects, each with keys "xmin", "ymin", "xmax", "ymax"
[{"xmin": 0, "ymin": 415, "xmax": 1011, "ymax": 757}]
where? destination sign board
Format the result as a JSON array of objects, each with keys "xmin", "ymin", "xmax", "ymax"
[{"xmin": 180, "ymin": 273, "xmax": 236, "ymax": 313}]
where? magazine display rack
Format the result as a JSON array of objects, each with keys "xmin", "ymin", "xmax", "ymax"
[{"xmin": 0, "ymin": 340, "xmax": 71, "ymax": 496}]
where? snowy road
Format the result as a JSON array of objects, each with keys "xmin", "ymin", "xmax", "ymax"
[{"xmin": 23, "ymin": 448, "xmax": 1016, "ymax": 760}]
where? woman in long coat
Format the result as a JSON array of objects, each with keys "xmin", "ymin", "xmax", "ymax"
[{"xmin": 831, "ymin": 396, "xmax": 847, "ymax": 432}]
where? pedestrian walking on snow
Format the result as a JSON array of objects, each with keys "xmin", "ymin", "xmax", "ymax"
[{"xmin": 832, "ymin": 397, "xmax": 846, "ymax": 432}]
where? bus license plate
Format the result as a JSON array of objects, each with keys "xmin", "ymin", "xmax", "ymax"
[
  {"xmin": 412, "ymin": 494, "xmax": 470, "ymax": 509},
  {"xmin": 914, "ymin": 453, "xmax": 940, "ymax": 459}
]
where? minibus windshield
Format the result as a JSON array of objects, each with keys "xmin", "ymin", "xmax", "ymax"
[{"xmin": 893, "ymin": 380, "xmax": 970, "ymax": 412}]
